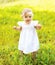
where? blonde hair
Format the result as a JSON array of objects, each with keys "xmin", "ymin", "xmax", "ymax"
[{"xmin": 21, "ymin": 8, "xmax": 33, "ymax": 16}]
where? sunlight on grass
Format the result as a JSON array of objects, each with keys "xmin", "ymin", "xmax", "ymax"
[{"xmin": 0, "ymin": 0, "xmax": 55, "ymax": 11}]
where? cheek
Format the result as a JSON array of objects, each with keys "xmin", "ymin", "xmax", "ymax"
[
  {"xmin": 23, "ymin": 17, "xmax": 27, "ymax": 20},
  {"xmin": 29, "ymin": 18, "xmax": 32, "ymax": 20}
]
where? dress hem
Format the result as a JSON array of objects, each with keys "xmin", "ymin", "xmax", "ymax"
[{"xmin": 18, "ymin": 48, "xmax": 39, "ymax": 54}]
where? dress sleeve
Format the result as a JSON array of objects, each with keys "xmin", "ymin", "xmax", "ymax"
[
  {"xmin": 33, "ymin": 20, "xmax": 39, "ymax": 26},
  {"xmin": 17, "ymin": 21, "xmax": 23, "ymax": 26}
]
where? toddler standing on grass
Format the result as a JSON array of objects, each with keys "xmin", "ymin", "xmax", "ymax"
[{"xmin": 13, "ymin": 8, "xmax": 41, "ymax": 62}]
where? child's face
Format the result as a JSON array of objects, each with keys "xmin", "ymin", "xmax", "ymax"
[{"xmin": 22, "ymin": 12, "xmax": 33, "ymax": 24}]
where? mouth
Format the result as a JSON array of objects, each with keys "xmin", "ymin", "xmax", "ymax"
[
  {"xmin": 26, "ymin": 19, "xmax": 31, "ymax": 22},
  {"xmin": 26, "ymin": 20, "xmax": 31, "ymax": 24}
]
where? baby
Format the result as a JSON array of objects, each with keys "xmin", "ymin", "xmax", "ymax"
[{"xmin": 13, "ymin": 8, "xmax": 41, "ymax": 61}]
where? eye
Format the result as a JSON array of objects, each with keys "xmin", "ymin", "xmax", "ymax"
[
  {"xmin": 29, "ymin": 16, "xmax": 32, "ymax": 18},
  {"xmin": 25, "ymin": 16, "xmax": 27, "ymax": 18}
]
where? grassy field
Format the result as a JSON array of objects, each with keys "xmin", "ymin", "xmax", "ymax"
[
  {"xmin": 0, "ymin": 0, "xmax": 55, "ymax": 65},
  {"xmin": 0, "ymin": 0, "xmax": 55, "ymax": 11}
]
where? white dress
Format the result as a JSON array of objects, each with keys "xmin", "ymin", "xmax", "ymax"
[{"xmin": 17, "ymin": 20, "xmax": 40, "ymax": 54}]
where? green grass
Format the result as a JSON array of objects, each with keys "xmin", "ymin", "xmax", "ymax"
[
  {"xmin": 0, "ymin": 3, "xmax": 55, "ymax": 65},
  {"xmin": 0, "ymin": 43, "xmax": 55, "ymax": 65}
]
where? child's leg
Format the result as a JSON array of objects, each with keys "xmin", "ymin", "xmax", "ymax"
[
  {"xmin": 18, "ymin": 51, "xmax": 24, "ymax": 64},
  {"xmin": 20, "ymin": 51, "xmax": 23, "ymax": 54},
  {"xmin": 31, "ymin": 51, "xmax": 38, "ymax": 65},
  {"xmin": 20, "ymin": 51, "xmax": 23, "ymax": 55},
  {"xmin": 31, "ymin": 51, "xmax": 37, "ymax": 61},
  {"xmin": 19, "ymin": 51, "xmax": 24, "ymax": 61}
]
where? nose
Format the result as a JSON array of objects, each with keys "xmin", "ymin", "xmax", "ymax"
[{"xmin": 27, "ymin": 17, "xmax": 31, "ymax": 20}]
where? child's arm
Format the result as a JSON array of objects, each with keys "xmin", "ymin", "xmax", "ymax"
[
  {"xmin": 34, "ymin": 24, "xmax": 42, "ymax": 30},
  {"xmin": 13, "ymin": 26, "xmax": 22, "ymax": 31}
]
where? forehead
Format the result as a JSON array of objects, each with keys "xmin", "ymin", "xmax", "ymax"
[{"xmin": 24, "ymin": 12, "xmax": 33, "ymax": 16}]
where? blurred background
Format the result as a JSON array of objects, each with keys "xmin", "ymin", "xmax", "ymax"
[{"xmin": 0, "ymin": 0, "xmax": 55, "ymax": 65}]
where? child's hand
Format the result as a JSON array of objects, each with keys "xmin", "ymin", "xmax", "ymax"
[
  {"xmin": 36, "ymin": 24, "xmax": 42, "ymax": 29},
  {"xmin": 13, "ymin": 26, "xmax": 22, "ymax": 31},
  {"xmin": 13, "ymin": 26, "xmax": 17, "ymax": 29}
]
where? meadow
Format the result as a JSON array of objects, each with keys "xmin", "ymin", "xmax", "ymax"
[{"xmin": 0, "ymin": 1, "xmax": 55, "ymax": 65}]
